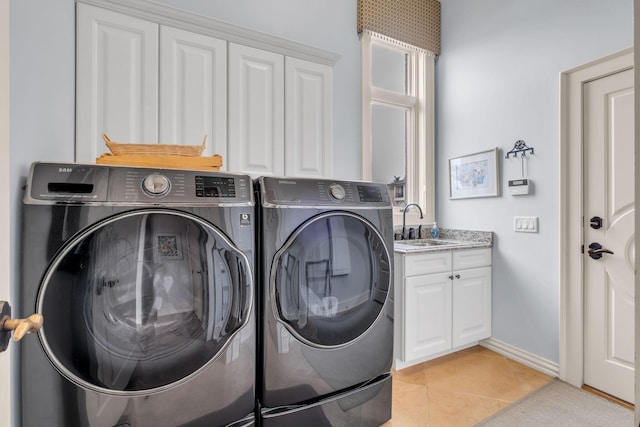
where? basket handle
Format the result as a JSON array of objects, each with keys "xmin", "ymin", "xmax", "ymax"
[
  {"xmin": 101, "ymin": 133, "xmax": 112, "ymax": 145},
  {"xmin": 201, "ymin": 134, "xmax": 208, "ymax": 148}
]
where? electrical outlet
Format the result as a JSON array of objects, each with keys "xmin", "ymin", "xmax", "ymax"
[{"xmin": 514, "ymin": 216, "xmax": 538, "ymax": 233}]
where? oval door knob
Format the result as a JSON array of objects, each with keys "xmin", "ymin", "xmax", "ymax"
[
  {"xmin": 2, "ymin": 313, "xmax": 44, "ymax": 341},
  {"xmin": 587, "ymin": 242, "xmax": 614, "ymax": 260}
]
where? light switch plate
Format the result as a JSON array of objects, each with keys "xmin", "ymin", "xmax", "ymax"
[{"xmin": 514, "ymin": 216, "xmax": 538, "ymax": 233}]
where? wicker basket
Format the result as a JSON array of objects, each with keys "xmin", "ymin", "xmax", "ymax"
[
  {"xmin": 102, "ymin": 133, "xmax": 207, "ymax": 157},
  {"xmin": 96, "ymin": 153, "xmax": 223, "ymax": 171}
]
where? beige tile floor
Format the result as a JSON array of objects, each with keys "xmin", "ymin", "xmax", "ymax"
[{"xmin": 382, "ymin": 346, "xmax": 554, "ymax": 427}]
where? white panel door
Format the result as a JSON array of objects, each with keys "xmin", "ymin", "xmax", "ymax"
[
  {"xmin": 452, "ymin": 266, "xmax": 492, "ymax": 347},
  {"xmin": 285, "ymin": 57, "xmax": 332, "ymax": 177},
  {"xmin": 404, "ymin": 272, "xmax": 452, "ymax": 360},
  {"xmin": 76, "ymin": 3, "xmax": 158, "ymax": 162},
  {"xmin": 228, "ymin": 43, "xmax": 284, "ymax": 176},
  {"xmin": 159, "ymin": 26, "xmax": 227, "ymax": 160},
  {"xmin": 584, "ymin": 67, "xmax": 634, "ymax": 404}
]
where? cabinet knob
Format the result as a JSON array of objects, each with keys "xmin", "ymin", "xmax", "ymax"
[
  {"xmin": 455, "ymin": 274, "xmax": 461, "ymax": 279},
  {"xmin": 448, "ymin": 275, "xmax": 454, "ymax": 280}
]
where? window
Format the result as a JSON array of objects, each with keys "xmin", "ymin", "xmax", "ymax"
[{"xmin": 361, "ymin": 31, "xmax": 435, "ymax": 225}]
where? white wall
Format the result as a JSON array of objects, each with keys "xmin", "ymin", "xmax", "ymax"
[{"xmin": 437, "ymin": 0, "xmax": 632, "ymax": 362}]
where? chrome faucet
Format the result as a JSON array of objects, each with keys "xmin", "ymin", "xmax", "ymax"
[{"xmin": 402, "ymin": 203, "xmax": 423, "ymax": 240}]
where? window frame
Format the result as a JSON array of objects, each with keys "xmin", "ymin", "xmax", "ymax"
[{"xmin": 361, "ymin": 31, "xmax": 435, "ymax": 226}]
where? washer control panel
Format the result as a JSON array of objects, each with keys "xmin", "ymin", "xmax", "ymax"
[{"xmin": 26, "ymin": 162, "xmax": 253, "ymax": 205}]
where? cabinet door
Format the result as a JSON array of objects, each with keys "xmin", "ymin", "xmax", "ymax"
[
  {"xmin": 452, "ymin": 266, "xmax": 492, "ymax": 347},
  {"xmin": 76, "ymin": 3, "xmax": 158, "ymax": 162},
  {"xmin": 228, "ymin": 43, "xmax": 284, "ymax": 176},
  {"xmin": 284, "ymin": 57, "xmax": 332, "ymax": 177},
  {"xmin": 159, "ymin": 26, "xmax": 227, "ymax": 160},
  {"xmin": 403, "ymin": 272, "xmax": 452, "ymax": 361}
]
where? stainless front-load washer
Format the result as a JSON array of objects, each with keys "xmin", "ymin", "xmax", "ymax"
[{"xmin": 20, "ymin": 162, "xmax": 256, "ymax": 427}]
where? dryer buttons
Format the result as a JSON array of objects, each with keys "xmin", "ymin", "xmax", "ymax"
[
  {"xmin": 142, "ymin": 174, "xmax": 171, "ymax": 197},
  {"xmin": 328, "ymin": 184, "xmax": 346, "ymax": 201}
]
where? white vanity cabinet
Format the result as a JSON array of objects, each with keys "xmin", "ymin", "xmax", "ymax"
[{"xmin": 394, "ymin": 248, "xmax": 492, "ymax": 369}]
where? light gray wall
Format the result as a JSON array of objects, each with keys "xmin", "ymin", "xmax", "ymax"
[
  {"xmin": 437, "ymin": 0, "xmax": 632, "ymax": 362},
  {"xmin": 10, "ymin": 0, "xmax": 76, "ymax": 298},
  {"xmin": 9, "ymin": 2, "xmax": 76, "ymax": 423}
]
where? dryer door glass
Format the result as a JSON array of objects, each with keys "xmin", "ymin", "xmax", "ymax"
[
  {"xmin": 37, "ymin": 210, "xmax": 252, "ymax": 393},
  {"xmin": 272, "ymin": 212, "xmax": 390, "ymax": 347}
]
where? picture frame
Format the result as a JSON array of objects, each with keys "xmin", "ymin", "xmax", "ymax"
[{"xmin": 449, "ymin": 148, "xmax": 500, "ymax": 199}]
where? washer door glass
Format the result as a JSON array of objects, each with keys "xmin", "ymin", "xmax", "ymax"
[
  {"xmin": 272, "ymin": 212, "xmax": 390, "ymax": 347},
  {"xmin": 37, "ymin": 210, "xmax": 252, "ymax": 394}
]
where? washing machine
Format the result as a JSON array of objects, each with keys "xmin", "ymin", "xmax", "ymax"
[
  {"xmin": 20, "ymin": 162, "xmax": 256, "ymax": 427},
  {"xmin": 255, "ymin": 176, "xmax": 393, "ymax": 426}
]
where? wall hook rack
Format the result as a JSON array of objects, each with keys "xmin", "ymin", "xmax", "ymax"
[{"xmin": 505, "ymin": 140, "xmax": 534, "ymax": 158}]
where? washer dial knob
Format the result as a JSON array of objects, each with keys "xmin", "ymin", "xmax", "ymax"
[
  {"xmin": 142, "ymin": 174, "xmax": 171, "ymax": 196},
  {"xmin": 329, "ymin": 184, "xmax": 346, "ymax": 201}
]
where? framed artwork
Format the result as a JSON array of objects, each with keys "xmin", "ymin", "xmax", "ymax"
[{"xmin": 449, "ymin": 148, "xmax": 500, "ymax": 199}]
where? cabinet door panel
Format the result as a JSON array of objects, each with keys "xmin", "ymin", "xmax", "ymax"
[
  {"xmin": 452, "ymin": 266, "xmax": 492, "ymax": 347},
  {"xmin": 228, "ymin": 43, "xmax": 284, "ymax": 176},
  {"xmin": 285, "ymin": 58, "xmax": 332, "ymax": 177},
  {"xmin": 404, "ymin": 273, "xmax": 452, "ymax": 361},
  {"xmin": 76, "ymin": 3, "xmax": 158, "ymax": 162},
  {"xmin": 159, "ymin": 26, "xmax": 226, "ymax": 160}
]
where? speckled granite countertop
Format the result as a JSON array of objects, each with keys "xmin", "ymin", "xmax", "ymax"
[{"xmin": 393, "ymin": 228, "xmax": 493, "ymax": 254}]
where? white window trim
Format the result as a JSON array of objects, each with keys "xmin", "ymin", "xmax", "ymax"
[{"xmin": 361, "ymin": 30, "xmax": 435, "ymax": 226}]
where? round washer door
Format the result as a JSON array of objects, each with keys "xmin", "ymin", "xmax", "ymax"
[
  {"xmin": 37, "ymin": 209, "xmax": 252, "ymax": 394},
  {"xmin": 271, "ymin": 212, "xmax": 390, "ymax": 348}
]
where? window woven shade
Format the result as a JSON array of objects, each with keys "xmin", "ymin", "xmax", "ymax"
[{"xmin": 357, "ymin": 0, "xmax": 441, "ymax": 55}]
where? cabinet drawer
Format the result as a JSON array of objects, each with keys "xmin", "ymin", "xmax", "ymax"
[
  {"xmin": 453, "ymin": 248, "xmax": 491, "ymax": 270},
  {"xmin": 404, "ymin": 251, "xmax": 452, "ymax": 276}
]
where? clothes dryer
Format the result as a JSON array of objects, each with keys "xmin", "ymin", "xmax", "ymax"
[
  {"xmin": 20, "ymin": 162, "xmax": 256, "ymax": 427},
  {"xmin": 256, "ymin": 176, "xmax": 393, "ymax": 426}
]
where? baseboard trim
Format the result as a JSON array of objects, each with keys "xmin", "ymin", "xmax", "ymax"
[{"xmin": 480, "ymin": 338, "xmax": 560, "ymax": 378}]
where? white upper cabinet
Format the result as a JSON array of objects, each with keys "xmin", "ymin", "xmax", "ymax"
[
  {"xmin": 76, "ymin": 2, "xmax": 335, "ymax": 176},
  {"xmin": 76, "ymin": 3, "xmax": 159, "ymax": 162},
  {"xmin": 285, "ymin": 57, "xmax": 332, "ymax": 177},
  {"xmin": 228, "ymin": 43, "xmax": 284, "ymax": 176},
  {"xmin": 228, "ymin": 45, "xmax": 333, "ymax": 177},
  {"xmin": 76, "ymin": 4, "xmax": 226, "ymax": 162},
  {"xmin": 159, "ymin": 26, "xmax": 227, "ymax": 158}
]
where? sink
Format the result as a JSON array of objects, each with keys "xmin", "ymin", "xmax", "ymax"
[{"xmin": 396, "ymin": 239, "xmax": 462, "ymax": 247}]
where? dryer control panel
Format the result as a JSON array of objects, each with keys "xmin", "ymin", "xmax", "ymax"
[
  {"xmin": 259, "ymin": 176, "xmax": 391, "ymax": 208},
  {"xmin": 26, "ymin": 162, "xmax": 253, "ymax": 205}
]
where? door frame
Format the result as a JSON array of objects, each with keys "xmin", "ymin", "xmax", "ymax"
[
  {"xmin": 0, "ymin": 0, "xmax": 11, "ymax": 425},
  {"xmin": 559, "ymin": 47, "xmax": 633, "ymax": 389}
]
